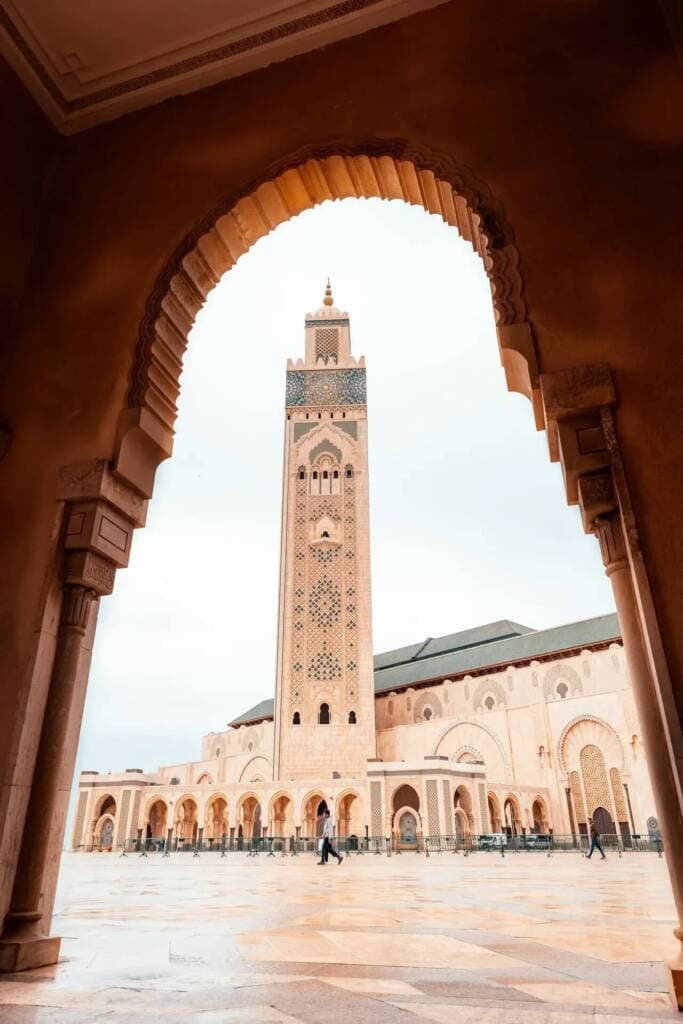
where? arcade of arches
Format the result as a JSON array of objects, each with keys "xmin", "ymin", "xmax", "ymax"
[{"xmin": 1, "ymin": 0, "xmax": 683, "ymax": 1007}]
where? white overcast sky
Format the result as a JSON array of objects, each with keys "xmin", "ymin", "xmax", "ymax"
[{"xmin": 75, "ymin": 198, "xmax": 615, "ymax": 779}]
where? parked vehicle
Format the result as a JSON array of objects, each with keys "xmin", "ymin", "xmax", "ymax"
[
  {"xmin": 520, "ymin": 833, "xmax": 551, "ymax": 849},
  {"xmin": 475, "ymin": 833, "xmax": 508, "ymax": 850}
]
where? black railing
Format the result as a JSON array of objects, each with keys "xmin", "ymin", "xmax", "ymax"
[{"xmin": 72, "ymin": 831, "xmax": 664, "ymax": 857}]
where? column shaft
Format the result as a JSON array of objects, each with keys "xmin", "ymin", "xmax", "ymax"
[
  {"xmin": 0, "ymin": 586, "xmax": 97, "ymax": 970},
  {"xmin": 596, "ymin": 516, "xmax": 683, "ymax": 1005}
]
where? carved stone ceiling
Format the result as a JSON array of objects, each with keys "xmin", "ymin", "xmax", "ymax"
[{"xmin": 0, "ymin": 0, "xmax": 446, "ymax": 134}]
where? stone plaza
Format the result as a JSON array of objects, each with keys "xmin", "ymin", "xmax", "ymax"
[{"xmin": 0, "ymin": 850, "xmax": 678, "ymax": 1023}]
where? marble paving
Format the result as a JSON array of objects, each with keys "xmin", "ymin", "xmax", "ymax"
[{"xmin": 0, "ymin": 849, "xmax": 679, "ymax": 1022}]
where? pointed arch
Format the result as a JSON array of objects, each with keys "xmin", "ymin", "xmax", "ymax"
[{"xmin": 117, "ymin": 144, "xmax": 537, "ymax": 495}]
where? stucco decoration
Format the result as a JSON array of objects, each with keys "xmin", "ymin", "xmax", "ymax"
[
  {"xmin": 543, "ymin": 663, "xmax": 583, "ymax": 701},
  {"xmin": 472, "ymin": 678, "xmax": 507, "ymax": 711},
  {"xmin": 239, "ymin": 727, "xmax": 260, "ymax": 752},
  {"xmin": 308, "ymin": 439, "xmax": 343, "ymax": 465},
  {"xmin": 558, "ymin": 715, "xmax": 624, "ymax": 775},
  {"xmin": 413, "ymin": 691, "xmax": 443, "ymax": 722},
  {"xmin": 120, "ymin": 144, "xmax": 536, "ymax": 497},
  {"xmin": 435, "ymin": 719, "xmax": 509, "ymax": 780},
  {"xmin": 238, "ymin": 755, "xmax": 272, "ymax": 783},
  {"xmin": 452, "ymin": 745, "xmax": 485, "ymax": 765}
]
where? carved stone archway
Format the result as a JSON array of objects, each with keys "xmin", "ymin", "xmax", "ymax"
[{"xmin": 115, "ymin": 143, "xmax": 539, "ymax": 498}]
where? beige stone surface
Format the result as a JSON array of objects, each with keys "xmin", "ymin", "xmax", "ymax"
[{"xmin": 0, "ymin": 851, "xmax": 678, "ymax": 1023}]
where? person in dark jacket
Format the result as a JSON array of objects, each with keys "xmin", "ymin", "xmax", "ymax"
[{"xmin": 587, "ymin": 818, "xmax": 606, "ymax": 859}]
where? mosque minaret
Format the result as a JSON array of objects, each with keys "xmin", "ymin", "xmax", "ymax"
[{"xmin": 274, "ymin": 282, "xmax": 376, "ymax": 780}]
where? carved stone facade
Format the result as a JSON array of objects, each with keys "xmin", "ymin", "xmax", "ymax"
[{"xmin": 274, "ymin": 287, "xmax": 376, "ymax": 780}]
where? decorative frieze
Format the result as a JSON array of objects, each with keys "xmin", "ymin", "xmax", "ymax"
[{"xmin": 286, "ymin": 369, "xmax": 366, "ymax": 408}]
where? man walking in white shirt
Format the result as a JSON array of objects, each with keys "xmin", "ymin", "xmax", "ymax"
[{"xmin": 318, "ymin": 809, "xmax": 343, "ymax": 865}]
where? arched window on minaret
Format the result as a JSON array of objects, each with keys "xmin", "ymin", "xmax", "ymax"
[
  {"xmin": 345, "ymin": 466, "xmax": 353, "ymax": 480},
  {"xmin": 348, "ymin": 710, "xmax": 357, "ymax": 724},
  {"xmin": 318, "ymin": 703, "xmax": 330, "ymax": 725},
  {"xmin": 311, "ymin": 470, "xmax": 319, "ymax": 495},
  {"xmin": 292, "ymin": 711, "xmax": 300, "ymax": 725},
  {"xmin": 298, "ymin": 467, "xmax": 306, "ymax": 481}
]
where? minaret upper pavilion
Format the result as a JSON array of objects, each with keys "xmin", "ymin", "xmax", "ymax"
[{"xmin": 273, "ymin": 283, "xmax": 377, "ymax": 780}]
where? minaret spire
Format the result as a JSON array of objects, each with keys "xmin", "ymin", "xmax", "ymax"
[{"xmin": 323, "ymin": 278, "xmax": 334, "ymax": 306}]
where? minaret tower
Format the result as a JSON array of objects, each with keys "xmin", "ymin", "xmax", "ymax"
[{"xmin": 273, "ymin": 283, "xmax": 376, "ymax": 780}]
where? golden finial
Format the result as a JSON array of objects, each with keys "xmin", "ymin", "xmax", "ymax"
[{"xmin": 323, "ymin": 278, "xmax": 334, "ymax": 306}]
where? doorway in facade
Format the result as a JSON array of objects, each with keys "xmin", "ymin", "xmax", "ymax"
[{"xmin": 398, "ymin": 812, "xmax": 418, "ymax": 850}]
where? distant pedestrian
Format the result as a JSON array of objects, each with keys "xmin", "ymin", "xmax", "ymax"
[
  {"xmin": 587, "ymin": 818, "xmax": 606, "ymax": 859},
  {"xmin": 318, "ymin": 809, "xmax": 343, "ymax": 865}
]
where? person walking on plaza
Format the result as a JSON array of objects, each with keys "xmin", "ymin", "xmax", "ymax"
[
  {"xmin": 318, "ymin": 809, "xmax": 343, "ymax": 865},
  {"xmin": 587, "ymin": 818, "xmax": 606, "ymax": 860}
]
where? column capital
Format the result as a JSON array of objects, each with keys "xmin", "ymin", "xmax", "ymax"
[
  {"xmin": 60, "ymin": 586, "xmax": 98, "ymax": 633},
  {"xmin": 540, "ymin": 364, "xmax": 615, "ymax": 504},
  {"xmin": 64, "ymin": 550, "xmax": 115, "ymax": 597},
  {"xmin": 591, "ymin": 513, "xmax": 628, "ymax": 577},
  {"xmin": 577, "ymin": 469, "xmax": 618, "ymax": 534}
]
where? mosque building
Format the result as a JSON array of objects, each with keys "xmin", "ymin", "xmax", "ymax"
[{"xmin": 72, "ymin": 288, "xmax": 658, "ymax": 852}]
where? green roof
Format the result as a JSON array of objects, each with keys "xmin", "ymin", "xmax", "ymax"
[
  {"xmin": 227, "ymin": 613, "xmax": 620, "ymax": 727},
  {"xmin": 228, "ymin": 698, "xmax": 276, "ymax": 728}
]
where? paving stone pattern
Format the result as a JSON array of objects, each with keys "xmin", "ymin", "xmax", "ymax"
[{"xmin": 0, "ymin": 851, "xmax": 678, "ymax": 1023}]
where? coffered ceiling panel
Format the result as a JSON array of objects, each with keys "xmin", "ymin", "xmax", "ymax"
[{"xmin": 0, "ymin": 0, "xmax": 446, "ymax": 133}]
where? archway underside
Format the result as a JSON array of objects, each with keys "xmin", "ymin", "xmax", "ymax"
[{"xmin": 117, "ymin": 147, "xmax": 541, "ymax": 498}]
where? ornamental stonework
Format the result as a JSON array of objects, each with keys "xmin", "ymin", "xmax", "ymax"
[{"xmin": 285, "ymin": 368, "xmax": 366, "ymax": 407}]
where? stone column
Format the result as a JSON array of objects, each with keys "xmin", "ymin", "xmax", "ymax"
[
  {"xmin": 541, "ymin": 364, "xmax": 683, "ymax": 1005},
  {"xmin": 0, "ymin": 461, "xmax": 144, "ymax": 972},
  {"xmin": 0, "ymin": 580, "xmax": 100, "ymax": 971},
  {"xmin": 592, "ymin": 512, "xmax": 683, "ymax": 1005}
]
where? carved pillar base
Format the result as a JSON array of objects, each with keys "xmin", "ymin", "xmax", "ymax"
[
  {"xmin": 669, "ymin": 932, "xmax": 683, "ymax": 1011},
  {"xmin": 0, "ymin": 935, "xmax": 61, "ymax": 973}
]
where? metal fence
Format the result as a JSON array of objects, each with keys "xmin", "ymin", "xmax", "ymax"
[{"xmin": 73, "ymin": 831, "xmax": 664, "ymax": 857}]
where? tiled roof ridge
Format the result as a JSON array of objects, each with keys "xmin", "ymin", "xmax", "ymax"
[
  {"xmin": 386, "ymin": 613, "xmax": 614, "ymax": 672},
  {"xmin": 411, "ymin": 637, "xmax": 433, "ymax": 661},
  {"xmin": 226, "ymin": 612, "xmax": 619, "ymax": 727}
]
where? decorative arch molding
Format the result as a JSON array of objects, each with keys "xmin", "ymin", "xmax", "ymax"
[
  {"xmin": 301, "ymin": 788, "xmax": 328, "ymax": 813},
  {"xmin": 393, "ymin": 805, "xmax": 423, "ymax": 834},
  {"xmin": 236, "ymin": 790, "xmax": 262, "ymax": 813},
  {"xmin": 503, "ymin": 792, "xmax": 523, "ymax": 824},
  {"xmin": 238, "ymin": 755, "xmax": 272, "ymax": 783},
  {"xmin": 434, "ymin": 718, "xmax": 511, "ymax": 778},
  {"xmin": 204, "ymin": 791, "xmax": 230, "ymax": 811},
  {"xmin": 116, "ymin": 141, "xmax": 538, "ymax": 497},
  {"xmin": 452, "ymin": 744, "xmax": 485, "ymax": 765},
  {"xmin": 268, "ymin": 790, "xmax": 294, "ymax": 816},
  {"xmin": 173, "ymin": 793, "xmax": 199, "ymax": 814},
  {"xmin": 472, "ymin": 677, "xmax": 507, "ymax": 711},
  {"xmin": 558, "ymin": 714, "xmax": 625, "ymax": 774},
  {"xmin": 413, "ymin": 690, "xmax": 443, "ymax": 722},
  {"xmin": 196, "ymin": 771, "xmax": 214, "ymax": 785},
  {"xmin": 93, "ymin": 813, "xmax": 115, "ymax": 845},
  {"xmin": 143, "ymin": 794, "xmax": 168, "ymax": 819},
  {"xmin": 93, "ymin": 792, "xmax": 117, "ymax": 819},
  {"xmin": 543, "ymin": 662, "xmax": 583, "ymax": 701}
]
